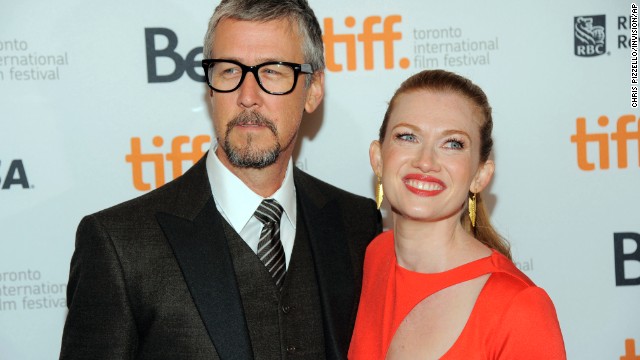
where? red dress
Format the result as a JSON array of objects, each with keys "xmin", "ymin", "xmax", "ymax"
[{"xmin": 348, "ymin": 231, "xmax": 566, "ymax": 359}]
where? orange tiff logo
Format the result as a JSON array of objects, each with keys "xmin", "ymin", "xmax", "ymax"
[
  {"xmin": 125, "ymin": 135, "xmax": 210, "ymax": 191},
  {"xmin": 323, "ymin": 15, "xmax": 409, "ymax": 72},
  {"xmin": 621, "ymin": 339, "xmax": 640, "ymax": 360},
  {"xmin": 570, "ymin": 114, "xmax": 640, "ymax": 170}
]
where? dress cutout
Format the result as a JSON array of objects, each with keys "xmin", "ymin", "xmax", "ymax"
[{"xmin": 348, "ymin": 230, "xmax": 566, "ymax": 360}]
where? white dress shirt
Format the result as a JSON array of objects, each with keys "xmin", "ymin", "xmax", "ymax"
[{"xmin": 205, "ymin": 144, "xmax": 297, "ymax": 268}]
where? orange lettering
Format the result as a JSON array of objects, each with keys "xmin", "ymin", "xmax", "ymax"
[
  {"xmin": 611, "ymin": 114, "xmax": 640, "ymax": 168},
  {"xmin": 323, "ymin": 15, "xmax": 408, "ymax": 72},
  {"xmin": 323, "ymin": 17, "xmax": 356, "ymax": 72},
  {"xmin": 125, "ymin": 136, "xmax": 165, "ymax": 191},
  {"xmin": 357, "ymin": 15, "xmax": 403, "ymax": 70},
  {"xmin": 166, "ymin": 135, "xmax": 210, "ymax": 178},
  {"xmin": 127, "ymin": 135, "xmax": 210, "ymax": 191},
  {"xmin": 621, "ymin": 339, "xmax": 640, "ymax": 360},
  {"xmin": 570, "ymin": 117, "xmax": 609, "ymax": 170}
]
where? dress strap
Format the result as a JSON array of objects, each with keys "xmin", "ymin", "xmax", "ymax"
[{"xmin": 395, "ymin": 252, "xmax": 501, "ymax": 308}]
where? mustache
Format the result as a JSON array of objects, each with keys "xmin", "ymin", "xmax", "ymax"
[{"xmin": 226, "ymin": 111, "xmax": 278, "ymax": 136}]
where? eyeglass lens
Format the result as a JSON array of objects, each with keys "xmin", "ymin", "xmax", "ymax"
[{"xmin": 207, "ymin": 62, "xmax": 297, "ymax": 93}]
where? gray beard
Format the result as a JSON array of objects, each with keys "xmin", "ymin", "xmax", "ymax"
[{"xmin": 222, "ymin": 111, "xmax": 281, "ymax": 169}]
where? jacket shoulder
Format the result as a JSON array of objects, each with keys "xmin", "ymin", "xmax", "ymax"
[{"xmin": 90, "ymin": 158, "xmax": 210, "ymax": 223}]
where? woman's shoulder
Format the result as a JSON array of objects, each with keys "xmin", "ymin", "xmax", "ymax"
[
  {"xmin": 476, "ymin": 252, "xmax": 554, "ymax": 314},
  {"xmin": 481, "ymin": 254, "xmax": 563, "ymax": 344},
  {"xmin": 460, "ymin": 255, "xmax": 566, "ymax": 358},
  {"xmin": 485, "ymin": 282, "xmax": 565, "ymax": 358},
  {"xmin": 362, "ymin": 230, "xmax": 395, "ymax": 270},
  {"xmin": 366, "ymin": 230, "xmax": 394, "ymax": 254},
  {"xmin": 488, "ymin": 251, "xmax": 536, "ymax": 287}
]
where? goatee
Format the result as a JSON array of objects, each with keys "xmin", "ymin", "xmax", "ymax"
[{"xmin": 222, "ymin": 111, "xmax": 281, "ymax": 169}]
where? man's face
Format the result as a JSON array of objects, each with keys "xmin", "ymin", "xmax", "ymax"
[{"xmin": 208, "ymin": 18, "xmax": 323, "ymax": 169}]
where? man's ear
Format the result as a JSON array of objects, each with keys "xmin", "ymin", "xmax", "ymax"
[{"xmin": 304, "ymin": 72, "xmax": 324, "ymax": 113}]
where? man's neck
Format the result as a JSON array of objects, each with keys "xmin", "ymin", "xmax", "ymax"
[{"xmin": 215, "ymin": 147, "xmax": 290, "ymax": 198}]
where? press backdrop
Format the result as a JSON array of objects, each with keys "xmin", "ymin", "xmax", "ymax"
[{"xmin": 1, "ymin": 0, "xmax": 638, "ymax": 359}]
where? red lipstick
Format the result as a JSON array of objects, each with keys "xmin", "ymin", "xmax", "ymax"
[{"xmin": 402, "ymin": 174, "xmax": 446, "ymax": 196}]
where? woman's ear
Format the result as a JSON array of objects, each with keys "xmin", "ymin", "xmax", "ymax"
[
  {"xmin": 369, "ymin": 140, "xmax": 383, "ymax": 177},
  {"xmin": 471, "ymin": 160, "xmax": 494, "ymax": 193}
]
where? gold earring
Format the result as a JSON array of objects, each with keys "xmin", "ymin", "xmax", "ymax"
[
  {"xmin": 468, "ymin": 192, "xmax": 477, "ymax": 228},
  {"xmin": 375, "ymin": 176, "xmax": 384, "ymax": 210}
]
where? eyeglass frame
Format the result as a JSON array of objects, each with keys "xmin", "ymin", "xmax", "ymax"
[{"xmin": 201, "ymin": 59, "xmax": 314, "ymax": 95}]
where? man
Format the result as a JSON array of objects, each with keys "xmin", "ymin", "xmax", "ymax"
[{"xmin": 59, "ymin": 0, "xmax": 382, "ymax": 359}]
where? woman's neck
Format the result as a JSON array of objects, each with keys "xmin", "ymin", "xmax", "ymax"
[{"xmin": 392, "ymin": 215, "xmax": 490, "ymax": 273}]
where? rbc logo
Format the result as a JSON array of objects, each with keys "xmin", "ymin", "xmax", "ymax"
[{"xmin": 574, "ymin": 15, "xmax": 606, "ymax": 57}]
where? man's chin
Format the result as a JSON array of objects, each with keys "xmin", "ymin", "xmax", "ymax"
[{"xmin": 223, "ymin": 143, "xmax": 281, "ymax": 169}]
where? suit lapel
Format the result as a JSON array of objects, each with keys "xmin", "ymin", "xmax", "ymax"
[
  {"xmin": 156, "ymin": 154, "xmax": 254, "ymax": 360},
  {"xmin": 295, "ymin": 170, "xmax": 354, "ymax": 360}
]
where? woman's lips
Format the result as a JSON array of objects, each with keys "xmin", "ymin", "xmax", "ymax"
[{"xmin": 403, "ymin": 174, "xmax": 446, "ymax": 196}]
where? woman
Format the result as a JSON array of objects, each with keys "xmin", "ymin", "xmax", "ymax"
[{"xmin": 349, "ymin": 70, "xmax": 565, "ymax": 359}]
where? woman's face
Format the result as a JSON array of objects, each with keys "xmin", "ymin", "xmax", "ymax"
[{"xmin": 370, "ymin": 89, "xmax": 494, "ymax": 222}]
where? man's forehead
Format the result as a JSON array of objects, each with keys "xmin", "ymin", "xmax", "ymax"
[
  {"xmin": 211, "ymin": 17, "xmax": 304, "ymax": 61},
  {"xmin": 216, "ymin": 17, "xmax": 298, "ymax": 34}
]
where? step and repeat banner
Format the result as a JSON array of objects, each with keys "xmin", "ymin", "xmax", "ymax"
[{"xmin": 1, "ymin": 0, "xmax": 638, "ymax": 358}]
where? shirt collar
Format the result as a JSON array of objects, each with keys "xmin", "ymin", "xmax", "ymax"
[{"xmin": 206, "ymin": 144, "xmax": 297, "ymax": 231}]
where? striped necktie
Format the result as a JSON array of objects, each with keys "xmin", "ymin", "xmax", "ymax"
[{"xmin": 254, "ymin": 199, "xmax": 286, "ymax": 289}]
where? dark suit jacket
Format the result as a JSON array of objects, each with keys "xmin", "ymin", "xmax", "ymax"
[{"xmin": 60, "ymin": 153, "xmax": 382, "ymax": 360}]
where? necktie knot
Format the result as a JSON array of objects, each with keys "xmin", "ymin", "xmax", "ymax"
[{"xmin": 254, "ymin": 199, "xmax": 284, "ymax": 226}]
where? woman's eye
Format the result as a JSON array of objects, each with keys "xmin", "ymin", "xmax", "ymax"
[
  {"xmin": 444, "ymin": 139, "xmax": 465, "ymax": 149},
  {"xmin": 396, "ymin": 133, "xmax": 416, "ymax": 142}
]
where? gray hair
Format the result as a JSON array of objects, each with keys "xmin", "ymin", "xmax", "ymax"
[{"xmin": 203, "ymin": 0, "xmax": 325, "ymax": 87}]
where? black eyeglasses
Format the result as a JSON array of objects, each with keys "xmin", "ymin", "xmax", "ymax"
[{"xmin": 201, "ymin": 59, "xmax": 314, "ymax": 95}]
